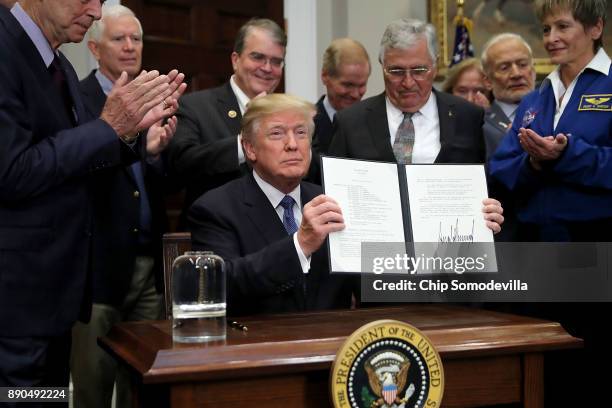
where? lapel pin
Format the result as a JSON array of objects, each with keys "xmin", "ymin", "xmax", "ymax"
[
  {"xmin": 448, "ymin": 110, "xmax": 453, "ymax": 117},
  {"xmin": 228, "ymin": 110, "xmax": 237, "ymax": 118}
]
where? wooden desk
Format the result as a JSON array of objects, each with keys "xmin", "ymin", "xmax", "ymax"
[{"xmin": 100, "ymin": 305, "xmax": 581, "ymax": 408}]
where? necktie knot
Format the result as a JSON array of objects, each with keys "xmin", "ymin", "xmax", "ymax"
[
  {"xmin": 279, "ymin": 196, "xmax": 298, "ymax": 235},
  {"xmin": 280, "ymin": 195, "xmax": 295, "ymax": 211}
]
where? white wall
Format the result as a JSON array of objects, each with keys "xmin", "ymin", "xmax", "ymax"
[{"xmin": 283, "ymin": 0, "xmax": 319, "ymax": 102}]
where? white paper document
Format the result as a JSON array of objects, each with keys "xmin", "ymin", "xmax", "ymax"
[
  {"xmin": 405, "ymin": 165, "xmax": 493, "ymax": 243},
  {"xmin": 322, "ymin": 157, "xmax": 497, "ymax": 274},
  {"xmin": 322, "ymin": 157, "xmax": 405, "ymax": 273}
]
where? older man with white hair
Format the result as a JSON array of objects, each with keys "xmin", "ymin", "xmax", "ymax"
[
  {"xmin": 328, "ymin": 18, "xmax": 486, "ymax": 166},
  {"xmin": 0, "ymin": 0, "xmax": 183, "ymax": 396},
  {"xmin": 70, "ymin": 4, "xmax": 183, "ymax": 408},
  {"xmin": 481, "ymin": 33, "xmax": 536, "ymax": 159}
]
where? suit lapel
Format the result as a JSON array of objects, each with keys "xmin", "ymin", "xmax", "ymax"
[
  {"xmin": 58, "ymin": 52, "xmax": 84, "ymax": 125},
  {"xmin": 3, "ymin": 13, "xmax": 72, "ymax": 129},
  {"xmin": 434, "ymin": 90, "xmax": 456, "ymax": 163},
  {"xmin": 315, "ymin": 97, "xmax": 333, "ymax": 131},
  {"xmin": 368, "ymin": 93, "xmax": 395, "ymax": 161},
  {"xmin": 215, "ymin": 82, "xmax": 242, "ymax": 135},
  {"xmin": 242, "ymin": 173, "xmax": 289, "ymax": 244},
  {"xmin": 1, "ymin": 10, "xmax": 48, "ymax": 83},
  {"xmin": 79, "ymin": 71, "xmax": 107, "ymax": 119},
  {"xmin": 486, "ymin": 101, "xmax": 512, "ymax": 133}
]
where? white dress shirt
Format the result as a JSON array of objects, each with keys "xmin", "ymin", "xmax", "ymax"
[
  {"xmin": 386, "ymin": 91, "xmax": 441, "ymax": 163},
  {"xmin": 322, "ymin": 95, "xmax": 337, "ymax": 122},
  {"xmin": 496, "ymin": 100, "xmax": 519, "ymax": 123},
  {"xmin": 252, "ymin": 171, "xmax": 311, "ymax": 273}
]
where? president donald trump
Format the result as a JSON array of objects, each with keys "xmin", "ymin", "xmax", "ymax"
[
  {"xmin": 188, "ymin": 94, "xmax": 356, "ymax": 315},
  {"xmin": 188, "ymin": 94, "xmax": 505, "ymax": 315}
]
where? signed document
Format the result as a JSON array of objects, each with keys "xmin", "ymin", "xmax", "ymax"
[
  {"xmin": 405, "ymin": 165, "xmax": 493, "ymax": 243},
  {"xmin": 322, "ymin": 157, "xmax": 497, "ymax": 274},
  {"xmin": 321, "ymin": 157, "xmax": 405, "ymax": 273}
]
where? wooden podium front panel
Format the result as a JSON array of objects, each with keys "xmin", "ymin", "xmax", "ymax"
[
  {"xmin": 170, "ymin": 372, "xmax": 330, "ymax": 407},
  {"xmin": 100, "ymin": 305, "xmax": 580, "ymax": 408}
]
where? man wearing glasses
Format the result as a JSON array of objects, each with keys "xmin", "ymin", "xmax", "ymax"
[
  {"xmin": 168, "ymin": 18, "xmax": 286, "ymax": 219},
  {"xmin": 328, "ymin": 18, "xmax": 485, "ymax": 165}
]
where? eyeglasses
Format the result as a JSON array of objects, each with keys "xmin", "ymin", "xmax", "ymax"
[
  {"xmin": 384, "ymin": 66, "xmax": 431, "ymax": 81},
  {"xmin": 248, "ymin": 52, "xmax": 285, "ymax": 69}
]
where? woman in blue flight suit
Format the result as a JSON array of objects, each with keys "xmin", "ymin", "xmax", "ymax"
[
  {"xmin": 489, "ymin": 1, "xmax": 610, "ymax": 406},
  {"xmin": 490, "ymin": 0, "xmax": 610, "ymax": 242}
]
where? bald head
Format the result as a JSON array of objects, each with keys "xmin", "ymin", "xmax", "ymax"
[{"xmin": 481, "ymin": 33, "xmax": 535, "ymax": 104}]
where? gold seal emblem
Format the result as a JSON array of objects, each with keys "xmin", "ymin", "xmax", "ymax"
[
  {"xmin": 331, "ymin": 319, "xmax": 444, "ymax": 408},
  {"xmin": 228, "ymin": 110, "xmax": 238, "ymax": 118}
]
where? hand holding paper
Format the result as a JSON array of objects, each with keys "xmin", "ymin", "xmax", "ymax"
[{"xmin": 297, "ymin": 194, "xmax": 345, "ymax": 257}]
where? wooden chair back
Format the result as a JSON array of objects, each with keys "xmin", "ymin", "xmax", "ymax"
[{"xmin": 162, "ymin": 232, "xmax": 192, "ymax": 319}]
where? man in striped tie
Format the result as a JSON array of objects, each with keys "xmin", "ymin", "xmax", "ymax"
[
  {"xmin": 329, "ymin": 18, "xmax": 486, "ymax": 166},
  {"xmin": 188, "ymin": 94, "xmax": 356, "ymax": 316}
]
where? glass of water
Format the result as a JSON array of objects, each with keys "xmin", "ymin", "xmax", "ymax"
[{"xmin": 171, "ymin": 251, "xmax": 226, "ymax": 343}]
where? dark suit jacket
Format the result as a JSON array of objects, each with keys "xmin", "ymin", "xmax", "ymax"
[
  {"xmin": 483, "ymin": 101, "xmax": 512, "ymax": 161},
  {"xmin": 483, "ymin": 101, "xmax": 520, "ymax": 241},
  {"xmin": 188, "ymin": 173, "xmax": 354, "ymax": 316},
  {"xmin": 328, "ymin": 90, "xmax": 485, "ymax": 164},
  {"xmin": 312, "ymin": 96, "xmax": 334, "ymax": 155},
  {"xmin": 167, "ymin": 82, "xmax": 246, "ymax": 216},
  {"xmin": 0, "ymin": 8, "xmax": 137, "ymax": 336},
  {"xmin": 304, "ymin": 96, "xmax": 334, "ymax": 185},
  {"xmin": 80, "ymin": 71, "xmax": 167, "ymax": 306}
]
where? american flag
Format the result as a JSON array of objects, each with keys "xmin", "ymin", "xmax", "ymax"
[{"xmin": 450, "ymin": 15, "xmax": 474, "ymax": 66}]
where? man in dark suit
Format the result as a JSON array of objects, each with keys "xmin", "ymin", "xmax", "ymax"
[
  {"xmin": 189, "ymin": 94, "xmax": 355, "ymax": 316},
  {"xmin": 480, "ymin": 33, "xmax": 535, "ymax": 242},
  {"xmin": 168, "ymin": 18, "xmax": 287, "ymax": 219},
  {"xmin": 0, "ymin": 0, "xmax": 183, "ymax": 391},
  {"xmin": 314, "ymin": 38, "xmax": 371, "ymax": 155},
  {"xmin": 481, "ymin": 33, "xmax": 535, "ymax": 160},
  {"xmin": 307, "ymin": 38, "xmax": 371, "ymax": 185},
  {"xmin": 328, "ymin": 18, "xmax": 485, "ymax": 165},
  {"xmin": 70, "ymin": 5, "xmax": 178, "ymax": 408}
]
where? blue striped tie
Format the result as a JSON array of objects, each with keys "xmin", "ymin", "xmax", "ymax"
[{"xmin": 279, "ymin": 195, "xmax": 298, "ymax": 235}]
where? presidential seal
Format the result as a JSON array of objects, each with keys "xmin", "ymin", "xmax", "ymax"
[{"xmin": 331, "ymin": 320, "xmax": 444, "ymax": 408}]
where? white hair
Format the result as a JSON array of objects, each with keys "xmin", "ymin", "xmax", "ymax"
[
  {"xmin": 378, "ymin": 18, "xmax": 438, "ymax": 66},
  {"xmin": 88, "ymin": 4, "xmax": 143, "ymax": 42},
  {"xmin": 481, "ymin": 33, "xmax": 533, "ymax": 74}
]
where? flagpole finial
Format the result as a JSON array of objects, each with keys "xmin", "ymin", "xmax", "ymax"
[{"xmin": 456, "ymin": 0, "xmax": 465, "ymax": 17}]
